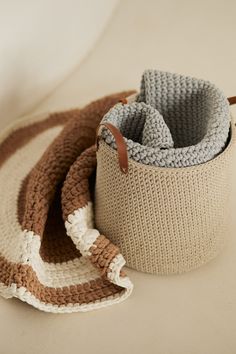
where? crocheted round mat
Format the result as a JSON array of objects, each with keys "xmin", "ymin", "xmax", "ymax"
[{"xmin": 0, "ymin": 92, "xmax": 134, "ymax": 313}]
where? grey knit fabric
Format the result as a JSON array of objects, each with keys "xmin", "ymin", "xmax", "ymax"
[{"xmin": 101, "ymin": 70, "xmax": 231, "ymax": 167}]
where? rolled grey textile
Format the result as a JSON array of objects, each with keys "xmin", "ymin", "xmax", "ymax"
[{"xmin": 101, "ymin": 70, "xmax": 231, "ymax": 167}]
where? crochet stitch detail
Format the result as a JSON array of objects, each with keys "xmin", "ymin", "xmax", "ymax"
[{"xmin": 101, "ymin": 70, "xmax": 230, "ymax": 167}]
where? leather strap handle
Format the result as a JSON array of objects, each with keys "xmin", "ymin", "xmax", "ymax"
[
  {"xmin": 228, "ymin": 96, "xmax": 236, "ymax": 106},
  {"xmin": 96, "ymin": 97, "xmax": 236, "ymax": 174},
  {"xmin": 228, "ymin": 97, "xmax": 236, "ymax": 126},
  {"xmin": 96, "ymin": 122, "xmax": 129, "ymax": 174}
]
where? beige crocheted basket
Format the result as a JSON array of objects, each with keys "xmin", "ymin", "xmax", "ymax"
[{"xmin": 95, "ymin": 110, "xmax": 236, "ymax": 275}]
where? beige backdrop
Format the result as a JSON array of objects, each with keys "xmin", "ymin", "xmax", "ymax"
[
  {"xmin": 1, "ymin": 0, "xmax": 236, "ymax": 353},
  {"xmin": 0, "ymin": 0, "xmax": 118, "ymax": 127}
]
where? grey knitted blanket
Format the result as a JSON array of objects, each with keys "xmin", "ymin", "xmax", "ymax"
[{"xmin": 101, "ymin": 70, "xmax": 231, "ymax": 167}]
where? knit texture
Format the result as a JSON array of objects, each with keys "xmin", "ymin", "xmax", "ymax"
[
  {"xmin": 95, "ymin": 70, "xmax": 234, "ymax": 274},
  {"xmin": 0, "ymin": 92, "xmax": 134, "ymax": 313},
  {"xmin": 95, "ymin": 127, "xmax": 235, "ymax": 274},
  {"xmin": 101, "ymin": 70, "xmax": 231, "ymax": 167}
]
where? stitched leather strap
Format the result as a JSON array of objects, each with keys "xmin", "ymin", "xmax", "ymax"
[
  {"xmin": 228, "ymin": 97, "xmax": 236, "ymax": 126},
  {"xmin": 96, "ymin": 97, "xmax": 236, "ymax": 174},
  {"xmin": 96, "ymin": 122, "xmax": 129, "ymax": 174},
  {"xmin": 228, "ymin": 96, "xmax": 236, "ymax": 105}
]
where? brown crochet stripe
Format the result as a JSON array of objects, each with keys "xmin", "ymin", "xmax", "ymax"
[
  {"xmin": 20, "ymin": 91, "xmax": 135, "ymax": 238},
  {"xmin": 0, "ymin": 92, "xmax": 134, "ymax": 265},
  {"xmin": 61, "ymin": 145, "xmax": 97, "ymax": 221},
  {"xmin": 62, "ymin": 146, "xmax": 125, "ymax": 277},
  {"xmin": 39, "ymin": 185, "xmax": 82, "ymax": 263},
  {"xmin": 2, "ymin": 110, "xmax": 83, "ymax": 263},
  {"xmin": 18, "ymin": 176, "xmax": 81, "ymax": 263},
  {"xmin": 0, "ymin": 111, "xmax": 74, "ymax": 168},
  {"xmin": 0, "ymin": 111, "xmax": 79, "ymax": 264},
  {"xmin": 16, "ymin": 92, "xmax": 134, "ymax": 264},
  {"xmin": 0, "ymin": 95, "xmax": 134, "ymax": 309},
  {"xmin": 89, "ymin": 235, "xmax": 120, "ymax": 276},
  {"xmin": 17, "ymin": 175, "xmax": 29, "ymax": 226},
  {"xmin": 0, "ymin": 254, "xmax": 122, "ymax": 306}
]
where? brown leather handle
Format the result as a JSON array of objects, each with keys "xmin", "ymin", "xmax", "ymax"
[
  {"xmin": 228, "ymin": 96, "xmax": 236, "ymax": 106},
  {"xmin": 96, "ymin": 122, "xmax": 129, "ymax": 174},
  {"xmin": 96, "ymin": 97, "xmax": 236, "ymax": 173}
]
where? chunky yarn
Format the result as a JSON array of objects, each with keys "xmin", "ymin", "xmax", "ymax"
[{"xmin": 101, "ymin": 70, "xmax": 231, "ymax": 167}]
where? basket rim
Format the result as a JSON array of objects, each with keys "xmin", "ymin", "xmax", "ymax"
[{"xmin": 97, "ymin": 119, "xmax": 236, "ymax": 174}]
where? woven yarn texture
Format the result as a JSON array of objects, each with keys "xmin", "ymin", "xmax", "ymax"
[
  {"xmin": 96, "ymin": 129, "xmax": 235, "ymax": 274},
  {"xmin": 0, "ymin": 92, "xmax": 134, "ymax": 313},
  {"xmin": 96, "ymin": 70, "xmax": 234, "ymax": 274},
  {"xmin": 101, "ymin": 70, "xmax": 231, "ymax": 167}
]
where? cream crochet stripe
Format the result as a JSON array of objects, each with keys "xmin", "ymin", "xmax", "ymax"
[{"xmin": 0, "ymin": 103, "xmax": 133, "ymax": 313}]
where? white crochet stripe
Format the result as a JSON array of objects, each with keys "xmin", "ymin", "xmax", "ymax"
[
  {"xmin": 65, "ymin": 204, "xmax": 133, "ymax": 293},
  {"xmin": 65, "ymin": 202, "xmax": 100, "ymax": 256},
  {"xmin": 0, "ymin": 124, "xmax": 104, "ymax": 288},
  {"xmin": 0, "ymin": 126, "xmax": 62, "ymax": 264},
  {"xmin": 0, "ymin": 281, "xmax": 132, "ymax": 313},
  {"xmin": 0, "ymin": 112, "xmax": 133, "ymax": 311},
  {"xmin": 2, "ymin": 229, "xmax": 100, "ymax": 288},
  {"xmin": 107, "ymin": 254, "xmax": 133, "ymax": 289},
  {"xmin": 19, "ymin": 231, "xmax": 100, "ymax": 287}
]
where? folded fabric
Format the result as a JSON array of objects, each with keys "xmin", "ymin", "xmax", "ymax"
[
  {"xmin": 0, "ymin": 91, "xmax": 134, "ymax": 313},
  {"xmin": 101, "ymin": 70, "xmax": 231, "ymax": 167}
]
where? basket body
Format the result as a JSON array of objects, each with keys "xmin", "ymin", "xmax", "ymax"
[{"xmin": 95, "ymin": 125, "xmax": 235, "ymax": 275}]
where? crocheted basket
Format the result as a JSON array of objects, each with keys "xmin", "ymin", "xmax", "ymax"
[{"xmin": 95, "ymin": 72, "xmax": 236, "ymax": 275}]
